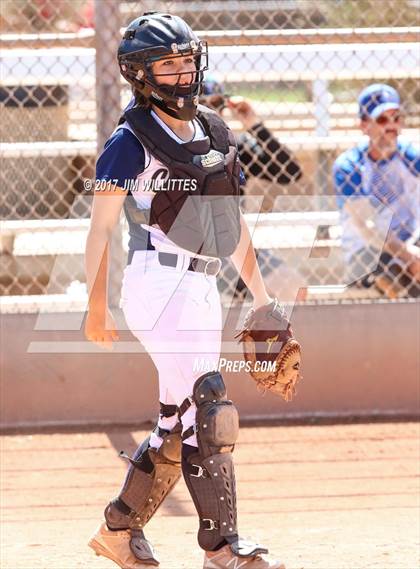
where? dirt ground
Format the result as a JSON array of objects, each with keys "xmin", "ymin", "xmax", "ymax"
[{"xmin": 1, "ymin": 421, "xmax": 419, "ymax": 569}]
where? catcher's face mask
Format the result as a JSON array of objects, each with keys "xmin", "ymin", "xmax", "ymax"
[{"xmin": 120, "ymin": 44, "xmax": 208, "ymax": 121}]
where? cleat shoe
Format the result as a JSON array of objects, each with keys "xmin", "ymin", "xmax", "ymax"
[
  {"xmin": 88, "ymin": 522, "xmax": 159, "ymax": 568},
  {"xmin": 203, "ymin": 544, "xmax": 285, "ymax": 569}
]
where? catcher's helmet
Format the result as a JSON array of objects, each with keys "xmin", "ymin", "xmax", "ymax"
[{"xmin": 118, "ymin": 12, "xmax": 208, "ymax": 121}]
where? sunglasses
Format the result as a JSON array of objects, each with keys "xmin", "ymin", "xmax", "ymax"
[{"xmin": 375, "ymin": 113, "xmax": 401, "ymax": 125}]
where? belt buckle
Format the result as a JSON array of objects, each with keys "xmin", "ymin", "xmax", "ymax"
[{"xmin": 204, "ymin": 258, "xmax": 222, "ymax": 277}]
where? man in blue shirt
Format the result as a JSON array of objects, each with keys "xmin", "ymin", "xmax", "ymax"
[{"xmin": 333, "ymin": 84, "xmax": 419, "ymax": 298}]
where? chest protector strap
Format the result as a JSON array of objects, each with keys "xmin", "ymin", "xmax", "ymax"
[{"xmin": 124, "ymin": 106, "xmax": 241, "ymax": 258}]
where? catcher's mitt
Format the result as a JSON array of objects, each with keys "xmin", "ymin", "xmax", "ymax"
[{"xmin": 235, "ymin": 298, "xmax": 302, "ymax": 401}]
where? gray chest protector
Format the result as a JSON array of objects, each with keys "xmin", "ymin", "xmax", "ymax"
[{"xmin": 124, "ymin": 106, "xmax": 242, "ymax": 258}]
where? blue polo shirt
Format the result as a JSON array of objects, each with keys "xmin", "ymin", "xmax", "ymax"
[{"xmin": 333, "ymin": 138, "xmax": 419, "ymax": 260}]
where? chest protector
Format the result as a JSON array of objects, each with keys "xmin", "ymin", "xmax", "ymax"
[{"xmin": 124, "ymin": 106, "xmax": 241, "ymax": 258}]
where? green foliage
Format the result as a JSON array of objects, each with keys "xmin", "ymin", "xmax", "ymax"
[
  {"xmin": 318, "ymin": 0, "xmax": 419, "ymax": 28},
  {"xmin": 233, "ymin": 84, "xmax": 309, "ymax": 103}
]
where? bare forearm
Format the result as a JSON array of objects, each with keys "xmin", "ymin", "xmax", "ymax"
[
  {"xmin": 357, "ymin": 222, "xmax": 409, "ymax": 259},
  {"xmin": 345, "ymin": 200, "xmax": 413, "ymax": 262},
  {"xmin": 353, "ymin": 216, "xmax": 413, "ymax": 263},
  {"xmin": 230, "ymin": 214, "xmax": 270, "ymax": 307},
  {"xmin": 382, "ymin": 235, "xmax": 415, "ymax": 263},
  {"xmin": 85, "ymin": 229, "xmax": 110, "ymax": 314}
]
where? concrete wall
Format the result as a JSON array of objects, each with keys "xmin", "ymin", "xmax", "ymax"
[{"xmin": 1, "ymin": 302, "xmax": 419, "ymax": 429}]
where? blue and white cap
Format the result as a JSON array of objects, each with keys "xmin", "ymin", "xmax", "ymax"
[
  {"xmin": 358, "ymin": 84, "xmax": 400, "ymax": 119},
  {"xmin": 202, "ymin": 74, "xmax": 225, "ymax": 96}
]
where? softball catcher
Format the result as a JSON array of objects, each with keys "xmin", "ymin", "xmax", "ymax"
[{"xmin": 85, "ymin": 11, "xmax": 300, "ymax": 569}]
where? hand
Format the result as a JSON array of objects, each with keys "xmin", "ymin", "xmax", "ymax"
[
  {"xmin": 404, "ymin": 244, "xmax": 420, "ymax": 282},
  {"xmin": 227, "ymin": 96, "xmax": 259, "ymax": 131},
  {"xmin": 407, "ymin": 257, "xmax": 420, "ymax": 282},
  {"xmin": 85, "ymin": 308, "xmax": 119, "ymax": 351}
]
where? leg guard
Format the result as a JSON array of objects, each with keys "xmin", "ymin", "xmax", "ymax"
[
  {"xmin": 105, "ymin": 404, "xmax": 181, "ymax": 562},
  {"xmin": 106, "ymin": 426, "xmax": 182, "ymax": 528},
  {"xmin": 106, "ymin": 419, "xmax": 181, "ymax": 531},
  {"xmin": 180, "ymin": 371, "xmax": 240, "ymax": 551}
]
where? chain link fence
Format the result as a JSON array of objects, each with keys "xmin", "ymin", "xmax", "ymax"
[{"xmin": 1, "ymin": 0, "xmax": 419, "ymax": 312}]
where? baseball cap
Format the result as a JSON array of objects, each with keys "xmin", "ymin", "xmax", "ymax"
[
  {"xmin": 202, "ymin": 74, "xmax": 225, "ymax": 96},
  {"xmin": 358, "ymin": 84, "xmax": 400, "ymax": 119}
]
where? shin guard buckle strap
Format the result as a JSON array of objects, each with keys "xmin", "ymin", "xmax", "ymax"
[
  {"xmin": 182, "ymin": 423, "xmax": 197, "ymax": 441},
  {"xmin": 202, "ymin": 519, "xmax": 219, "ymax": 531},
  {"xmin": 179, "ymin": 395, "xmax": 193, "ymax": 417},
  {"xmin": 190, "ymin": 464, "xmax": 209, "ymax": 478}
]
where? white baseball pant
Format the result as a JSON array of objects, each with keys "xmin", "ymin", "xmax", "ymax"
[{"xmin": 120, "ymin": 249, "xmax": 223, "ymax": 447}]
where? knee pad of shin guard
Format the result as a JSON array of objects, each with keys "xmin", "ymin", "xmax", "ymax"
[{"xmin": 193, "ymin": 372, "xmax": 239, "ymax": 457}]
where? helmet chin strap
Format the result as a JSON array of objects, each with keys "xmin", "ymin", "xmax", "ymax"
[
  {"xmin": 149, "ymin": 80, "xmax": 199, "ymax": 121},
  {"xmin": 126, "ymin": 69, "xmax": 200, "ymax": 121},
  {"xmin": 151, "ymin": 95, "xmax": 198, "ymax": 121}
]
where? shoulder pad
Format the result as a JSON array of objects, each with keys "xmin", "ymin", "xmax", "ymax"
[{"xmin": 197, "ymin": 107, "xmax": 236, "ymax": 152}]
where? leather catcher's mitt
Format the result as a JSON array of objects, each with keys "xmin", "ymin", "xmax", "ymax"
[{"xmin": 235, "ymin": 298, "xmax": 302, "ymax": 401}]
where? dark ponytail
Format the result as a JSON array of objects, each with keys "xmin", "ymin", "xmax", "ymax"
[{"xmin": 132, "ymin": 87, "xmax": 150, "ymax": 109}]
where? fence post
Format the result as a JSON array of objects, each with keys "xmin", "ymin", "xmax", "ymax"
[
  {"xmin": 313, "ymin": 78, "xmax": 331, "ymax": 202},
  {"xmin": 94, "ymin": 0, "xmax": 124, "ymax": 308},
  {"xmin": 94, "ymin": 0, "xmax": 122, "ymax": 151}
]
